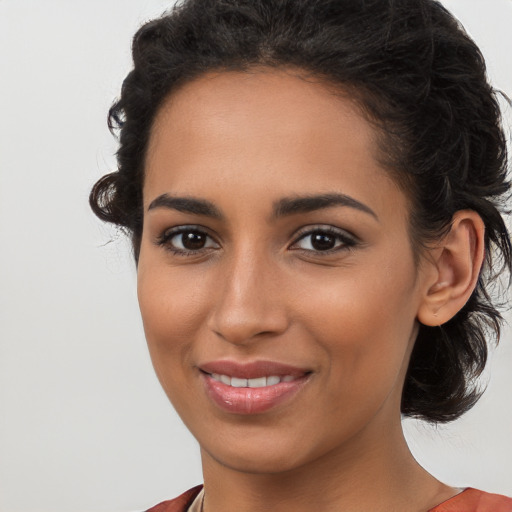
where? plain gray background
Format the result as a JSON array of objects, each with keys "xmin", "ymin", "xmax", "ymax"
[{"xmin": 0, "ymin": 1, "xmax": 511, "ymax": 511}]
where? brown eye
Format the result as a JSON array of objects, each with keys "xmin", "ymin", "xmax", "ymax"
[
  {"xmin": 157, "ymin": 227, "xmax": 219, "ymax": 254},
  {"xmin": 181, "ymin": 231, "xmax": 208, "ymax": 250},
  {"xmin": 291, "ymin": 227, "xmax": 357, "ymax": 254},
  {"xmin": 310, "ymin": 232, "xmax": 336, "ymax": 251}
]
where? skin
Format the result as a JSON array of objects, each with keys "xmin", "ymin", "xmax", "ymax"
[{"xmin": 137, "ymin": 68, "xmax": 466, "ymax": 512}]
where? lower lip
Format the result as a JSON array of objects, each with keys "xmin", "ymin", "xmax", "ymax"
[{"xmin": 202, "ymin": 373, "xmax": 310, "ymax": 414}]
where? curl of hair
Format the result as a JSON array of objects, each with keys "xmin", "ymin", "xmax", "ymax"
[{"xmin": 90, "ymin": 0, "xmax": 511, "ymax": 422}]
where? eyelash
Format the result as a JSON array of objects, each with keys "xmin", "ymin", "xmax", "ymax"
[
  {"xmin": 289, "ymin": 226, "xmax": 358, "ymax": 255},
  {"xmin": 156, "ymin": 225, "xmax": 219, "ymax": 256},
  {"xmin": 155, "ymin": 225, "xmax": 358, "ymax": 257}
]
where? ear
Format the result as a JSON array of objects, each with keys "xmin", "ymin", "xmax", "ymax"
[{"xmin": 417, "ymin": 210, "xmax": 485, "ymax": 327}]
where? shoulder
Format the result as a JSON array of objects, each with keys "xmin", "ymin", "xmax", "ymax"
[
  {"xmin": 430, "ymin": 488, "xmax": 512, "ymax": 512},
  {"xmin": 144, "ymin": 485, "xmax": 203, "ymax": 512}
]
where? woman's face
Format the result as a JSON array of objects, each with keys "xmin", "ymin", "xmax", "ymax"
[{"xmin": 138, "ymin": 69, "xmax": 431, "ymax": 474}]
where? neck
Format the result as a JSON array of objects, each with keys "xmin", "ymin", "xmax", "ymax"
[{"xmin": 200, "ymin": 419, "xmax": 455, "ymax": 512}]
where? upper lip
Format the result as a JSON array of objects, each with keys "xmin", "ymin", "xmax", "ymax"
[{"xmin": 199, "ymin": 360, "xmax": 310, "ymax": 379}]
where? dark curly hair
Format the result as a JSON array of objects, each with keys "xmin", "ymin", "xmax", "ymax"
[{"xmin": 90, "ymin": 0, "xmax": 511, "ymax": 422}]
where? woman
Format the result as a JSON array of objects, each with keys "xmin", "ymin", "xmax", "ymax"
[{"xmin": 90, "ymin": 0, "xmax": 512, "ymax": 510}]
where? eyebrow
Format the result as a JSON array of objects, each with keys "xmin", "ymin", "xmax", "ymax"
[
  {"xmin": 147, "ymin": 192, "xmax": 377, "ymax": 221},
  {"xmin": 272, "ymin": 193, "xmax": 378, "ymax": 220},
  {"xmin": 147, "ymin": 194, "xmax": 223, "ymax": 219}
]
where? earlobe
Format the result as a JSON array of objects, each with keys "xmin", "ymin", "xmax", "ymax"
[{"xmin": 417, "ymin": 210, "xmax": 485, "ymax": 327}]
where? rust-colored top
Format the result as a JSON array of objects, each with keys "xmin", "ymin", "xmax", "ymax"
[
  {"xmin": 145, "ymin": 485, "xmax": 202, "ymax": 512},
  {"xmin": 429, "ymin": 488, "xmax": 512, "ymax": 511},
  {"xmin": 146, "ymin": 486, "xmax": 512, "ymax": 512}
]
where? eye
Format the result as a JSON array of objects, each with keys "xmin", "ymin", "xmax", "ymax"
[
  {"xmin": 156, "ymin": 226, "xmax": 219, "ymax": 255},
  {"xmin": 291, "ymin": 227, "xmax": 357, "ymax": 254}
]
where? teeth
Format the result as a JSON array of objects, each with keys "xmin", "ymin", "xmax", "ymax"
[
  {"xmin": 247, "ymin": 377, "xmax": 267, "ymax": 388},
  {"xmin": 209, "ymin": 374, "xmax": 296, "ymax": 387},
  {"xmin": 231, "ymin": 377, "xmax": 247, "ymax": 387},
  {"xmin": 219, "ymin": 374, "xmax": 231, "ymax": 385}
]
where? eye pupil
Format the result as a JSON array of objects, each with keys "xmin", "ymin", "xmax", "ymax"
[
  {"xmin": 311, "ymin": 233, "xmax": 336, "ymax": 251},
  {"xmin": 182, "ymin": 231, "xmax": 206, "ymax": 250}
]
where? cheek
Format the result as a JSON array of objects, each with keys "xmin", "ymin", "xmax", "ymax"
[
  {"xmin": 299, "ymin": 257, "xmax": 420, "ymax": 389},
  {"xmin": 138, "ymin": 274, "xmax": 199, "ymax": 346},
  {"xmin": 137, "ymin": 241, "xmax": 216, "ymax": 335},
  {"xmin": 136, "ymin": 256, "xmax": 212, "ymax": 394}
]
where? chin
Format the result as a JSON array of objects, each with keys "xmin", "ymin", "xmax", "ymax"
[
  {"xmin": 205, "ymin": 445, "xmax": 307, "ymax": 475},
  {"xmin": 198, "ymin": 422, "xmax": 342, "ymax": 477}
]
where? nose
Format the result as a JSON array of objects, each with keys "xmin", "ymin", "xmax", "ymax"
[{"xmin": 207, "ymin": 249, "xmax": 289, "ymax": 345}]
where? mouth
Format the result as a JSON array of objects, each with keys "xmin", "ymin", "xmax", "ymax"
[
  {"xmin": 199, "ymin": 360, "xmax": 311, "ymax": 414},
  {"xmin": 208, "ymin": 373, "xmax": 297, "ymax": 388}
]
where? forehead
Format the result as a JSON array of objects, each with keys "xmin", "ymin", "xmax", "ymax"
[
  {"xmin": 147, "ymin": 68, "xmax": 374, "ymax": 166},
  {"xmin": 144, "ymin": 68, "xmax": 406, "ymax": 220}
]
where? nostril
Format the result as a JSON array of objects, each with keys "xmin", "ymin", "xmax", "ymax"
[
  {"xmin": 206, "ymin": 272, "xmax": 289, "ymax": 344},
  {"xmin": 208, "ymin": 307, "xmax": 288, "ymax": 345}
]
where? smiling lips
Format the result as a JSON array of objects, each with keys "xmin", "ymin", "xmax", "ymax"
[
  {"xmin": 210, "ymin": 373, "xmax": 296, "ymax": 387},
  {"xmin": 200, "ymin": 361, "xmax": 311, "ymax": 414}
]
